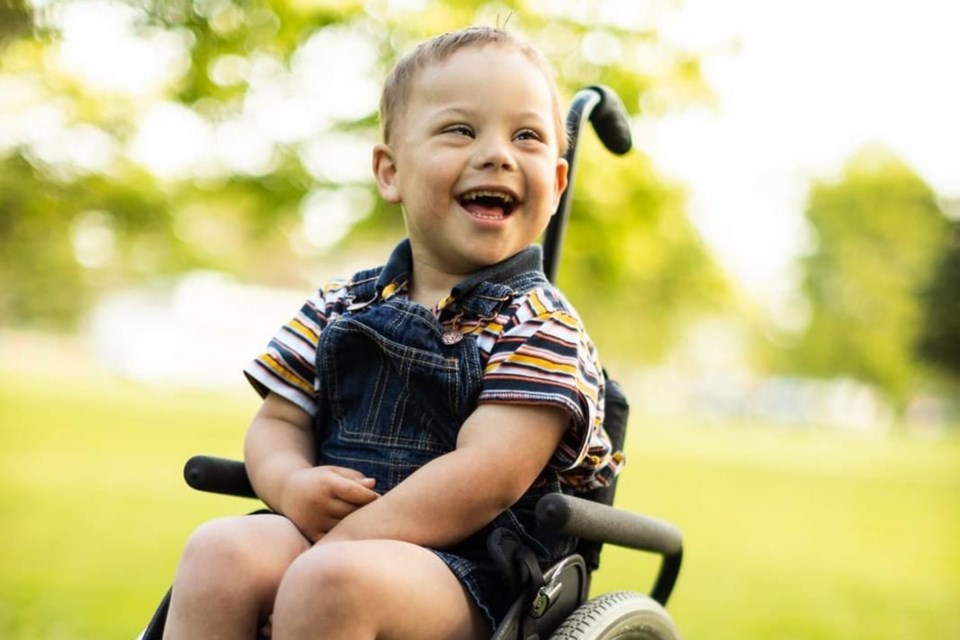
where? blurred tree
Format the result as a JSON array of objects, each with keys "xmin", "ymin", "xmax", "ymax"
[
  {"xmin": 785, "ymin": 145, "xmax": 950, "ymax": 406},
  {"xmin": 916, "ymin": 220, "xmax": 960, "ymax": 381},
  {"xmin": 0, "ymin": 0, "xmax": 32, "ymax": 44},
  {"xmin": 0, "ymin": 0, "xmax": 728, "ymax": 362}
]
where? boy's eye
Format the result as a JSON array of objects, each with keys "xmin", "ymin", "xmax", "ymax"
[
  {"xmin": 444, "ymin": 125, "xmax": 474, "ymax": 137},
  {"xmin": 515, "ymin": 129, "xmax": 543, "ymax": 142}
]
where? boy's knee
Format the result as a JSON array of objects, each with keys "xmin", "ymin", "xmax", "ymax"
[
  {"xmin": 271, "ymin": 543, "xmax": 378, "ymax": 636},
  {"xmin": 180, "ymin": 516, "xmax": 299, "ymax": 590},
  {"xmin": 181, "ymin": 517, "xmax": 252, "ymax": 570},
  {"xmin": 171, "ymin": 515, "xmax": 307, "ymax": 629},
  {"xmin": 277, "ymin": 542, "xmax": 372, "ymax": 613},
  {"xmin": 286, "ymin": 543, "xmax": 363, "ymax": 591}
]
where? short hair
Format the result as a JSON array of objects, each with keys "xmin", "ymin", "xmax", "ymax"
[{"xmin": 379, "ymin": 26, "xmax": 568, "ymax": 156}]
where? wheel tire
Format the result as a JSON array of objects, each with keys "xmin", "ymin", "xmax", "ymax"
[{"xmin": 549, "ymin": 591, "xmax": 680, "ymax": 640}]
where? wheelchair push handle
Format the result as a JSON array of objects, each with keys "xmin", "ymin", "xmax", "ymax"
[
  {"xmin": 585, "ymin": 84, "xmax": 632, "ymax": 156},
  {"xmin": 543, "ymin": 84, "xmax": 633, "ymax": 283}
]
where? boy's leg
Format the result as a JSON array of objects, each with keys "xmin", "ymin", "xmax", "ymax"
[
  {"xmin": 163, "ymin": 513, "xmax": 310, "ymax": 640},
  {"xmin": 272, "ymin": 539, "xmax": 490, "ymax": 640}
]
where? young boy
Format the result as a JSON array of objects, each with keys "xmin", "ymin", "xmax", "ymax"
[{"xmin": 162, "ymin": 26, "xmax": 621, "ymax": 640}]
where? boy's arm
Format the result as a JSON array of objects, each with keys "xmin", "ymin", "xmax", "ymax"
[
  {"xmin": 320, "ymin": 402, "xmax": 568, "ymax": 548},
  {"xmin": 244, "ymin": 393, "xmax": 379, "ymax": 541}
]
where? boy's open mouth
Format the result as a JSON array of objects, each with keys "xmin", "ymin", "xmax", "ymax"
[{"xmin": 458, "ymin": 189, "xmax": 517, "ymax": 220}]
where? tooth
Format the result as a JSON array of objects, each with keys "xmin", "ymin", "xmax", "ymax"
[{"xmin": 464, "ymin": 190, "xmax": 513, "ymax": 202}]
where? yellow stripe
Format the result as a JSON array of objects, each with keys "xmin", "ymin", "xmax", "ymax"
[
  {"xmin": 549, "ymin": 310, "xmax": 578, "ymax": 330},
  {"xmin": 437, "ymin": 294, "xmax": 455, "ymax": 311},
  {"xmin": 528, "ymin": 291, "xmax": 548, "ymax": 316},
  {"xmin": 485, "ymin": 354, "xmax": 577, "ymax": 376},
  {"xmin": 262, "ymin": 353, "xmax": 313, "ymax": 394},
  {"xmin": 289, "ymin": 318, "xmax": 319, "ymax": 343},
  {"xmin": 481, "ymin": 321, "xmax": 505, "ymax": 336},
  {"xmin": 575, "ymin": 376, "xmax": 599, "ymax": 401}
]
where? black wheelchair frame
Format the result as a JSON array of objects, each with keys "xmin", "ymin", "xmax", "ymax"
[{"xmin": 141, "ymin": 85, "xmax": 683, "ymax": 640}]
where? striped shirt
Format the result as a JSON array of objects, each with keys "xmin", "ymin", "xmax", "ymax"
[{"xmin": 245, "ymin": 261, "xmax": 622, "ymax": 491}]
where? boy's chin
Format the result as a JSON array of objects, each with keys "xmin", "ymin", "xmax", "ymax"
[{"xmin": 464, "ymin": 246, "xmax": 526, "ymax": 268}]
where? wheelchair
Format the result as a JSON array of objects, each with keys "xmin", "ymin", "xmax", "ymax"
[{"xmin": 140, "ymin": 85, "xmax": 684, "ymax": 640}]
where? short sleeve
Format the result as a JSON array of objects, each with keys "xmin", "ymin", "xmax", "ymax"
[
  {"xmin": 477, "ymin": 290, "xmax": 604, "ymax": 473},
  {"xmin": 243, "ymin": 281, "xmax": 349, "ymax": 417}
]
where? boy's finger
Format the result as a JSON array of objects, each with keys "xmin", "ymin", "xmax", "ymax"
[
  {"xmin": 331, "ymin": 474, "xmax": 380, "ymax": 505},
  {"xmin": 325, "ymin": 497, "xmax": 369, "ymax": 519},
  {"xmin": 325, "ymin": 466, "xmax": 369, "ymax": 482}
]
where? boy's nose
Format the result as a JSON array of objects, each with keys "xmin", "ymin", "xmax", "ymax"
[{"xmin": 474, "ymin": 139, "xmax": 517, "ymax": 171}]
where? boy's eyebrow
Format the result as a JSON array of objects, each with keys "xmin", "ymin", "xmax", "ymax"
[
  {"xmin": 430, "ymin": 106, "xmax": 474, "ymax": 119},
  {"xmin": 430, "ymin": 106, "xmax": 551, "ymax": 125}
]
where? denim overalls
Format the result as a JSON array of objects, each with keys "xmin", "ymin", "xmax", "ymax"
[{"xmin": 312, "ymin": 240, "xmax": 577, "ymax": 628}]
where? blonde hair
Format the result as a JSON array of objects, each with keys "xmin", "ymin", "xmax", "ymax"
[{"xmin": 379, "ymin": 26, "xmax": 568, "ymax": 155}]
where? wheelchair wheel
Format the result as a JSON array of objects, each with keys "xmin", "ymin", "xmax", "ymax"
[{"xmin": 549, "ymin": 591, "xmax": 680, "ymax": 640}]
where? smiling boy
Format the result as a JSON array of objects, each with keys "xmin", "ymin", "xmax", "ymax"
[
  {"xmin": 162, "ymin": 26, "xmax": 620, "ymax": 640},
  {"xmin": 375, "ymin": 36, "xmax": 569, "ymax": 299}
]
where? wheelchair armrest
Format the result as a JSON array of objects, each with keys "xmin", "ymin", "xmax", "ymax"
[
  {"xmin": 535, "ymin": 493, "xmax": 683, "ymax": 605},
  {"xmin": 535, "ymin": 494, "xmax": 681, "ymax": 555},
  {"xmin": 183, "ymin": 455, "xmax": 257, "ymax": 499}
]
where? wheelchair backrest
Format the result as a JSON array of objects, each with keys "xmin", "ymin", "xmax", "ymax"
[{"xmin": 575, "ymin": 376, "xmax": 629, "ymax": 572}]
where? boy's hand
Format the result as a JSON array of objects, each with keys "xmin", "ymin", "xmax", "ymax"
[
  {"xmin": 245, "ymin": 393, "xmax": 378, "ymax": 541},
  {"xmin": 280, "ymin": 465, "xmax": 378, "ymax": 542}
]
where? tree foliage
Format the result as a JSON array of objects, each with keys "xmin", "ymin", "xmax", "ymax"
[
  {"xmin": 0, "ymin": 0, "xmax": 727, "ymax": 362},
  {"xmin": 916, "ymin": 220, "xmax": 960, "ymax": 381},
  {"xmin": 786, "ymin": 146, "xmax": 950, "ymax": 403}
]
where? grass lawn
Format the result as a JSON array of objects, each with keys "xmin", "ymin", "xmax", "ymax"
[{"xmin": 1, "ymin": 370, "xmax": 958, "ymax": 639}]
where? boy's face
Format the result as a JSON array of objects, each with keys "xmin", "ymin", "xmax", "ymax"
[{"xmin": 373, "ymin": 44, "xmax": 569, "ymax": 279}]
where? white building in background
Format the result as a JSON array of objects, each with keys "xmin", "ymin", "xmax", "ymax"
[{"xmin": 90, "ymin": 271, "xmax": 306, "ymax": 389}]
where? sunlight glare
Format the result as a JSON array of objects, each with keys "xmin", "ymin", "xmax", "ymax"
[
  {"xmin": 290, "ymin": 26, "xmax": 380, "ymax": 122},
  {"xmin": 71, "ymin": 210, "xmax": 117, "ymax": 269},
  {"xmin": 296, "ymin": 187, "xmax": 374, "ymax": 254},
  {"xmin": 299, "ymin": 132, "xmax": 375, "ymax": 184},
  {"xmin": 215, "ymin": 118, "xmax": 277, "ymax": 176},
  {"xmin": 581, "ymin": 30, "xmax": 622, "ymax": 65},
  {"xmin": 50, "ymin": 0, "xmax": 190, "ymax": 97},
  {"xmin": 129, "ymin": 103, "xmax": 214, "ymax": 180}
]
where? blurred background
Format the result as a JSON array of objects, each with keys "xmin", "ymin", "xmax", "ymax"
[{"xmin": 1, "ymin": 0, "xmax": 958, "ymax": 638}]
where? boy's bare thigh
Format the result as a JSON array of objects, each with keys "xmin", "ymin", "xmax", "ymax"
[{"xmin": 275, "ymin": 539, "xmax": 490, "ymax": 640}]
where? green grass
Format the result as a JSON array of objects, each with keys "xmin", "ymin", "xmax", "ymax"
[
  {"xmin": 596, "ymin": 416, "xmax": 960, "ymax": 639},
  {"xmin": 2, "ymin": 372, "xmax": 959, "ymax": 639},
  {"xmin": 0, "ymin": 373, "xmax": 260, "ymax": 639}
]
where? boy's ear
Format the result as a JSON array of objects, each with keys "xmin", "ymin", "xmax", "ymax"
[
  {"xmin": 373, "ymin": 143, "xmax": 401, "ymax": 204},
  {"xmin": 551, "ymin": 157, "xmax": 569, "ymax": 214}
]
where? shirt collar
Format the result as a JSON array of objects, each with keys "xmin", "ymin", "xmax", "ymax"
[{"xmin": 375, "ymin": 238, "xmax": 544, "ymax": 304}]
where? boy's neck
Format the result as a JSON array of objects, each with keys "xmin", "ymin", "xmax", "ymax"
[{"xmin": 408, "ymin": 263, "xmax": 463, "ymax": 309}]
